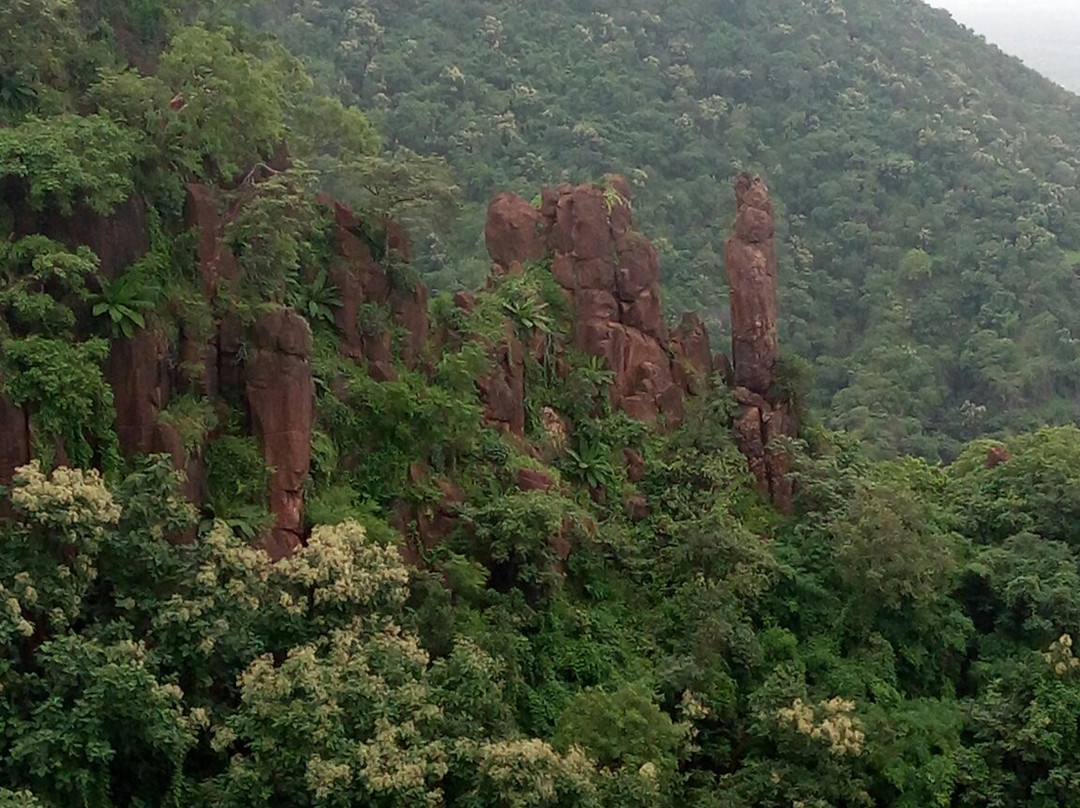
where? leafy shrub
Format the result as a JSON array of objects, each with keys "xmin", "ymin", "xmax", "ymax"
[
  {"xmin": 157, "ymin": 394, "xmax": 217, "ymax": 456},
  {"xmin": 0, "ymin": 336, "xmax": 118, "ymax": 469},
  {"xmin": 555, "ymin": 683, "xmax": 687, "ymax": 773},
  {"xmin": 202, "ymin": 434, "xmax": 272, "ymax": 537},
  {"xmin": 156, "ymin": 25, "xmax": 309, "ymax": 179},
  {"xmin": 0, "ymin": 114, "xmax": 141, "ymax": 214},
  {"xmin": 89, "ymin": 271, "xmax": 159, "ymax": 338}
]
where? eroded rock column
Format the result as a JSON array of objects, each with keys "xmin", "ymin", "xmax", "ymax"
[
  {"xmin": 246, "ymin": 309, "xmax": 315, "ymax": 559},
  {"xmin": 725, "ymin": 174, "xmax": 795, "ymax": 512}
]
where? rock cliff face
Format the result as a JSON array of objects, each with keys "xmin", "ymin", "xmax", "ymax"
[
  {"xmin": 1, "ymin": 169, "xmax": 797, "ymax": 556},
  {"xmin": 107, "ymin": 327, "xmax": 170, "ymax": 457},
  {"xmin": 725, "ymin": 174, "xmax": 795, "ymax": 512},
  {"xmin": 328, "ymin": 199, "xmax": 428, "ymax": 380},
  {"xmin": 246, "ymin": 309, "xmax": 314, "ymax": 559},
  {"xmin": 485, "ymin": 179, "xmax": 710, "ymax": 426}
]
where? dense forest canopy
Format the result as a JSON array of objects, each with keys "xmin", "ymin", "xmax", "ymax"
[
  {"xmin": 3, "ymin": 1, "xmax": 1080, "ymax": 807},
  {"xmin": 255, "ymin": 0, "xmax": 1080, "ymax": 460}
]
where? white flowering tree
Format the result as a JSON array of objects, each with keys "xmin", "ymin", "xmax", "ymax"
[{"xmin": 0, "ymin": 458, "xmax": 662, "ymax": 808}]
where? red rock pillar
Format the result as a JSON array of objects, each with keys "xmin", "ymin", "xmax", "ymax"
[
  {"xmin": 107, "ymin": 327, "xmax": 169, "ymax": 457},
  {"xmin": 724, "ymin": 174, "xmax": 795, "ymax": 512},
  {"xmin": 246, "ymin": 309, "xmax": 315, "ymax": 559},
  {"xmin": 725, "ymin": 173, "xmax": 778, "ymax": 391},
  {"xmin": 484, "ymin": 180, "xmax": 687, "ymax": 428}
]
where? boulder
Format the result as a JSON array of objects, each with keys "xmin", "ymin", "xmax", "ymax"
[{"xmin": 516, "ymin": 467, "xmax": 556, "ymax": 492}]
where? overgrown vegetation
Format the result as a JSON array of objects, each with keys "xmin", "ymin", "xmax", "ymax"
[{"xmin": 4, "ymin": 1, "xmax": 1080, "ymax": 807}]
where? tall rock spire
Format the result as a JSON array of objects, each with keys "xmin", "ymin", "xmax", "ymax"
[
  {"xmin": 725, "ymin": 173, "xmax": 779, "ymax": 392},
  {"xmin": 725, "ymin": 173, "xmax": 795, "ymax": 512}
]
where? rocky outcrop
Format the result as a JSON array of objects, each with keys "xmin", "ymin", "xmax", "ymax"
[
  {"xmin": 327, "ymin": 200, "xmax": 428, "ymax": 378},
  {"xmin": 486, "ymin": 179, "xmax": 698, "ymax": 427},
  {"xmin": 477, "ymin": 327, "xmax": 527, "ymax": 435},
  {"xmin": 245, "ymin": 309, "xmax": 315, "ymax": 560},
  {"xmin": 670, "ymin": 313, "xmax": 714, "ymax": 395},
  {"xmin": 725, "ymin": 174, "xmax": 795, "ymax": 512},
  {"xmin": 14, "ymin": 195, "xmax": 152, "ymax": 279},
  {"xmin": 486, "ymin": 192, "xmax": 547, "ymax": 270},
  {"xmin": 726, "ymin": 174, "xmax": 779, "ymax": 392}
]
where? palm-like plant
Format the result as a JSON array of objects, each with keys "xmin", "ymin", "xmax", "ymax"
[
  {"xmin": 90, "ymin": 273, "xmax": 157, "ymax": 338},
  {"xmin": 286, "ymin": 268, "xmax": 342, "ymax": 325}
]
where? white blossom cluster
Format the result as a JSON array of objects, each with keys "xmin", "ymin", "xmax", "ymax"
[
  {"xmin": 10, "ymin": 461, "xmax": 121, "ymax": 533},
  {"xmin": 777, "ymin": 696, "xmax": 865, "ymax": 756}
]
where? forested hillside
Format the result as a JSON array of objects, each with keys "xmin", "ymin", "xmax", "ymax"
[
  {"xmin": 5, "ymin": 1, "xmax": 1080, "ymax": 807},
  {"xmin": 258, "ymin": 0, "xmax": 1080, "ymax": 459}
]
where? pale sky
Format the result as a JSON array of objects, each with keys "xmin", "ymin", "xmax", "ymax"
[{"xmin": 931, "ymin": 0, "xmax": 1080, "ymax": 91}]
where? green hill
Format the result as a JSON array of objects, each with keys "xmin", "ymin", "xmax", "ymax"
[{"xmin": 262, "ymin": 0, "xmax": 1080, "ymax": 459}]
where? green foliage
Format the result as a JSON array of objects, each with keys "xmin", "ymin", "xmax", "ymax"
[
  {"xmin": 560, "ymin": 443, "xmax": 617, "ymax": 491},
  {"xmin": 952, "ymin": 427, "xmax": 1080, "ymax": 547},
  {"xmin": 555, "ymin": 683, "xmax": 686, "ymax": 773},
  {"xmin": 0, "ymin": 114, "xmax": 141, "ymax": 214},
  {"xmin": 224, "ymin": 169, "xmax": 326, "ymax": 301},
  {"xmin": 0, "ymin": 236, "xmax": 98, "ymax": 337},
  {"xmin": 156, "ymin": 25, "xmax": 309, "ymax": 179},
  {"xmin": 202, "ymin": 434, "xmax": 272, "ymax": 537},
  {"xmin": 463, "ymin": 491, "xmax": 587, "ymax": 597},
  {"xmin": 314, "ymin": 347, "xmax": 485, "ymax": 501},
  {"xmin": 286, "ymin": 267, "xmax": 341, "ymax": 326},
  {"xmin": 290, "ymin": 93, "xmax": 381, "ymax": 160},
  {"xmin": 89, "ymin": 271, "xmax": 159, "ymax": 338},
  {"xmin": 0, "ymin": 336, "xmax": 118, "ymax": 469},
  {"xmin": 0, "ymin": 0, "xmax": 105, "ymax": 121},
  {"xmin": 157, "ymin": 394, "xmax": 218, "ymax": 456}
]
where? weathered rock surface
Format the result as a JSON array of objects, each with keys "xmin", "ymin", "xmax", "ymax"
[
  {"xmin": 185, "ymin": 183, "xmax": 239, "ymax": 298},
  {"xmin": 477, "ymin": 326, "xmax": 526, "ymax": 435},
  {"xmin": 725, "ymin": 175, "xmax": 795, "ymax": 512},
  {"xmin": 670, "ymin": 312, "xmax": 714, "ymax": 395},
  {"xmin": 516, "ymin": 467, "xmax": 556, "ymax": 492},
  {"xmin": 107, "ymin": 328, "xmax": 169, "ymax": 457},
  {"xmin": 726, "ymin": 173, "xmax": 779, "ymax": 393},
  {"xmin": 486, "ymin": 180, "xmax": 698, "ymax": 427},
  {"xmin": 487, "ymin": 192, "xmax": 547, "ymax": 269},
  {"xmin": 16, "ymin": 195, "xmax": 152, "ymax": 279},
  {"xmin": 245, "ymin": 309, "xmax": 315, "ymax": 560},
  {"xmin": 326, "ymin": 200, "xmax": 427, "ymax": 375}
]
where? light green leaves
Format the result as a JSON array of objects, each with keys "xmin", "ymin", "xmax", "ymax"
[{"xmin": 0, "ymin": 115, "xmax": 141, "ymax": 214}]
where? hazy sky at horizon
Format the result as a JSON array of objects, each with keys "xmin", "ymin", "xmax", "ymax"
[{"xmin": 930, "ymin": 0, "xmax": 1080, "ymax": 91}]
